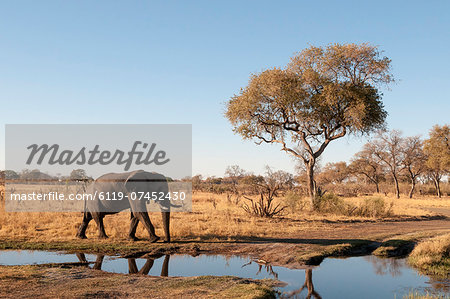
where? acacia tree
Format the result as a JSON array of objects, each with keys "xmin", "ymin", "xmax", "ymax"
[
  {"xmin": 225, "ymin": 43, "xmax": 393, "ymax": 208},
  {"xmin": 423, "ymin": 125, "xmax": 450, "ymax": 197},
  {"xmin": 369, "ymin": 130, "xmax": 404, "ymax": 199},
  {"xmin": 400, "ymin": 136, "xmax": 426, "ymax": 198},
  {"xmin": 225, "ymin": 165, "xmax": 246, "ymax": 192},
  {"xmin": 318, "ymin": 162, "xmax": 350, "ymax": 185},
  {"xmin": 349, "ymin": 144, "xmax": 385, "ymax": 193}
]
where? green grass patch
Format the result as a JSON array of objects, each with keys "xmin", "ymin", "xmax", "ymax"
[
  {"xmin": 297, "ymin": 240, "xmax": 374, "ymax": 265},
  {"xmin": 373, "ymin": 239, "xmax": 415, "ymax": 257}
]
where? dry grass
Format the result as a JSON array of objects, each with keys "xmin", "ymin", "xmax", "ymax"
[
  {"xmin": 0, "ymin": 186, "xmax": 448, "ymax": 244},
  {"xmin": 403, "ymin": 292, "xmax": 449, "ymax": 299},
  {"xmin": 408, "ymin": 233, "xmax": 450, "ymax": 277},
  {"xmin": 342, "ymin": 195, "xmax": 450, "ymax": 217}
]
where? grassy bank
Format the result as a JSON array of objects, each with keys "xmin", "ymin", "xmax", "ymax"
[
  {"xmin": 408, "ymin": 233, "xmax": 450, "ymax": 278},
  {"xmin": 0, "ymin": 264, "xmax": 276, "ymax": 299}
]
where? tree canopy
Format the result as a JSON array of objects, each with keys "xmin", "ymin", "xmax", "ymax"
[{"xmin": 423, "ymin": 124, "xmax": 450, "ymax": 197}]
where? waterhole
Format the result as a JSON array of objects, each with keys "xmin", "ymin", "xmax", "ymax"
[{"xmin": 0, "ymin": 250, "xmax": 448, "ymax": 298}]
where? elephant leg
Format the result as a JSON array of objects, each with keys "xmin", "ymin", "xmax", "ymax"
[
  {"xmin": 160, "ymin": 255, "xmax": 170, "ymax": 276},
  {"xmin": 76, "ymin": 253, "xmax": 88, "ymax": 263},
  {"xmin": 135, "ymin": 212, "xmax": 159, "ymax": 243},
  {"xmin": 93, "ymin": 213, "xmax": 108, "ymax": 239},
  {"xmin": 162, "ymin": 211, "xmax": 170, "ymax": 243},
  {"xmin": 128, "ymin": 213, "xmax": 140, "ymax": 241},
  {"xmin": 139, "ymin": 258, "xmax": 155, "ymax": 275},
  {"xmin": 128, "ymin": 258, "xmax": 138, "ymax": 274},
  {"xmin": 76, "ymin": 212, "xmax": 92, "ymax": 239},
  {"xmin": 93, "ymin": 255, "xmax": 104, "ymax": 270}
]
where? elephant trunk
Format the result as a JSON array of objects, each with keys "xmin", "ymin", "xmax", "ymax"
[{"xmin": 162, "ymin": 211, "xmax": 170, "ymax": 242}]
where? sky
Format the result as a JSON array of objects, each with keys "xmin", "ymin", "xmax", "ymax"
[{"xmin": 0, "ymin": 0, "xmax": 449, "ymax": 177}]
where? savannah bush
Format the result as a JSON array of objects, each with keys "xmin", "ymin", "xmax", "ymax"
[
  {"xmin": 313, "ymin": 193, "xmax": 393, "ymax": 218},
  {"xmin": 284, "ymin": 191, "xmax": 308, "ymax": 213},
  {"xmin": 356, "ymin": 197, "xmax": 393, "ymax": 217},
  {"xmin": 313, "ymin": 193, "xmax": 349, "ymax": 215}
]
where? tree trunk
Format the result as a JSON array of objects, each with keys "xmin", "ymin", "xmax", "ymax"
[
  {"xmin": 306, "ymin": 160, "xmax": 316, "ymax": 210},
  {"xmin": 375, "ymin": 181, "xmax": 380, "ymax": 193},
  {"xmin": 304, "ymin": 269, "xmax": 321, "ymax": 299},
  {"xmin": 409, "ymin": 178, "xmax": 415, "ymax": 199},
  {"xmin": 433, "ymin": 177, "xmax": 441, "ymax": 198},
  {"xmin": 393, "ymin": 173, "xmax": 400, "ymax": 199}
]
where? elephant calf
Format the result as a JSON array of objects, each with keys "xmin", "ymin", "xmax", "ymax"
[{"xmin": 76, "ymin": 170, "xmax": 171, "ymax": 243}]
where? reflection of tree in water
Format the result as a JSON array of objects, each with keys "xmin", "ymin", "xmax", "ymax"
[
  {"xmin": 241, "ymin": 261, "xmax": 321, "ymax": 298},
  {"xmin": 284, "ymin": 269, "xmax": 321, "ymax": 299},
  {"xmin": 363, "ymin": 256, "xmax": 404, "ymax": 277},
  {"xmin": 76, "ymin": 253, "xmax": 170, "ymax": 276},
  {"xmin": 427, "ymin": 277, "xmax": 450, "ymax": 293}
]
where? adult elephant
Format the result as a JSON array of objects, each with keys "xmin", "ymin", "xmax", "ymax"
[{"xmin": 76, "ymin": 170, "xmax": 171, "ymax": 243}]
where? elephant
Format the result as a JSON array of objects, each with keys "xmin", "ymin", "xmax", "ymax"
[{"xmin": 76, "ymin": 170, "xmax": 171, "ymax": 243}]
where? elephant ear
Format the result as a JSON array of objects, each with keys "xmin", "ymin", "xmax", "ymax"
[
  {"xmin": 124, "ymin": 170, "xmax": 152, "ymax": 193},
  {"xmin": 125, "ymin": 171, "xmax": 168, "ymax": 193}
]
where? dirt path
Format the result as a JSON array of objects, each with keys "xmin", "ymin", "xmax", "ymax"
[
  {"xmin": 422, "ymin": 207, "xmax": 450, "ymax": 217},
  {"xmin": 192, "ymin": 217, "xmax": 450, "ymax": 267}
]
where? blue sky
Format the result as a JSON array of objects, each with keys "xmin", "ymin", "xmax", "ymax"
[{"xmin": 1, "ymin": 1, "xmax": 449, "ymax": 177}]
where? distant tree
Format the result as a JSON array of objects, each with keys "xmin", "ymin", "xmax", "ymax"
[
  {"xmin": 225, "ymin": 165, "xmax": 246, "ymax": 192},
  {"xmin": 3, "ymin": 170, "xmax": 20, "ymax": 180},
  {"xmin": 240, "ymin": 174, "xmax": 265, "ymax": 194},
  {"xmin": 400, "ymin": 136, "xmax": 426, "ymax": 198},
  {"xmin": 349, "ymin": 145, "xmax": 385, "ymax": 193},
  {"xmin": 423, "ymin": 125, "xmax": 450, "ymax": 197},
  {"xmin": 318, "ymin": 162, "xmax": 350, "ymax": 185},
  {"xmin": 189, "ymin": 175, "xmax": 203, "ymax": 191},
  {"xmin": 69, "ymin": 169, "xmax": 91, "ymax": 181},
  {"xmin": 205, "ymin": 176, "xmax": 222, "ymax": 185},
  {"xmin": 369, "ymin": 130, "xmax": 404, "ymax": 199},
  {"xmin": 225, "ymin": 43, "xmax": 393, "ymax": 209},
  {"xmin": 264, "ymin": 166, "xmax": 295, "ymax": 191},
  {"xmin": 20, "ymin": 169, "xmax": 55, "ymax": 181},
  {"xmin": 225, "ymin": 165, "xmax": 246, "ymax": 178},
  {"xmin": 242, "ymin": 167, "xmax": 292, "ymax": 217}
]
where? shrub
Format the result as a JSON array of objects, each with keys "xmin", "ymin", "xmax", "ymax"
[
  {"xmin": 284, "ymin": 191, "xmax": 309, "ymax": 213},
  {"xmin": 356, "ymin": 197, "xmax": 393, "ymax": 217},
  {"xmin": 313, "ymin": 194, "xmax": 393, "ymax": 218},
  {"xmin": 313, "ymin": 193, "xmax": 349, "ymax": 215}
]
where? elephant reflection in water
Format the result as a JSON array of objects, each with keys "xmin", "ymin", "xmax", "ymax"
[
  {"xmin": 128, "ymin": 255, "xmax": 170, "ymax": 276},
  {"xmin": 76, "ymin": 253, "xmax": 170, "ymax": 276},
  {"xmin": 285, "ymin": 269, "xmax": 321, "ymax": 299},
  {"xmin": 256, "ymin": 263, "xmax": 279, "ymax": 280}
]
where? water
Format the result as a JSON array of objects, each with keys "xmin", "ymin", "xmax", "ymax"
[{"xmin": 0, "ymin": 250, "xmax": 448, "ymax": 298}]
